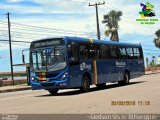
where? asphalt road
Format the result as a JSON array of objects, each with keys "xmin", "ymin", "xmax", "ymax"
[{"xmin": 0, "ymin": 73, "xmax": 160, "ymax": 114}]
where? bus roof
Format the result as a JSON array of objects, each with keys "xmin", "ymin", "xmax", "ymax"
[
  {"xmin": 31, "ymin": 36, "xmax": 142, "ymax": 47},
  {"xmin": 64, "ymin": 36, "xmax": 142, "ymax": 47}
]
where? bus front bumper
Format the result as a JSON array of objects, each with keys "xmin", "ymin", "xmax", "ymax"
[{"xmin": 31, "ymin": 79, "xmax": 70, "ymax": 90}]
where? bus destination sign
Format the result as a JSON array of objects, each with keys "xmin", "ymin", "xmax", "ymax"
[{"xmin": 32, "ymin": 39, "xmax": 64, "ymax": 48}]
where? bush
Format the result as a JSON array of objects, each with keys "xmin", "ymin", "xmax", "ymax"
[
  {"xmin": 155, "ymin": 64, "xmax": 160, "ymax": 67},
  {"xmin": 149, "ymin": 61, "xmax": 155, "ymax": 67}
]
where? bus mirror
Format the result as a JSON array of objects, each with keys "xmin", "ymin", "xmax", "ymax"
[
  {"xmin": 22, "ymin": 54, "xmax": 25, "ymax": 63},
  {"xmin": 68, "ymin": 45, "xmax": 71, "ymax": 51}
]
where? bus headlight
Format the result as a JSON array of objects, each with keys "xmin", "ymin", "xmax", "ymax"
[
  {"xmin": 60, "ymin": 72, "xmax": 69, "ymax": 80},
  {"xmin": 31, "ymin": 77, "xmax": 35, "ymax": 81}
]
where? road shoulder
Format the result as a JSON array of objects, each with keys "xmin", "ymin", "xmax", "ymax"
[{"xmin": 0, "ymin": 84, "xmax": 31, "ymax": 93}]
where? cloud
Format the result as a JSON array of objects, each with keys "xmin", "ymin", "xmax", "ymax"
[
  {"xmin": 0, "ymin": 0, "xmax": 160, "ymax": 44},
  {"xmin": 6, "ymin": 0, "xmax": 24, "ymax": 2},
  {"xmin": 1, "ymin": 0, "xmax": 160, "ymax": 72}
]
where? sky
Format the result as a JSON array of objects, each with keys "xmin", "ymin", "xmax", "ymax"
[{"xmin": 0, "ymin": 0, "xmax": 160, "ymax": 72}]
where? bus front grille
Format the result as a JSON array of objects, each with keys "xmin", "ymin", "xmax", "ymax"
[
  {"xmin": 46, "ymin": 73, "xmax": 59, "ymax": 78},
  {"xmin": 41, "ymin": 83, "xmax": 55, "ymax": 87}
]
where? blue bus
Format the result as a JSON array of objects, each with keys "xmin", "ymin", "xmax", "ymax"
[{"xmin": 29, "ymin": 36, "xmax": 144, "ymax": 94}]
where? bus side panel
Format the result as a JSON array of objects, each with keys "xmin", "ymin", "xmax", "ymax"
[
  {"xmin": 93, "ymin": 59, "xmax": 144, "ymax": 84},
  {"xmin": 96, "ymin": 60, "xmax": 109, "ymax": 83},
  {"xmin": 80, "ymin": 60, "xmax": 93, "ymax": 84},
  {"xmin": 97, "ymin": 60, "xmax": 124, "ymax": 83},
  {"xmin": 69, "ymin": 60, "xmax": 93, "ymax": 88},
  {"xmin": 69, "ymin": 64, "xmax": 82, "ymax": 88},
  {"xmin": 130, "ymin": 59, "xmax": 144, "ymax": 79}
]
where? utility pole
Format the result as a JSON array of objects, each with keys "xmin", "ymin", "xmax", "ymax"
[
  {"xmin": 89, "ymin": 1, "xmax": 105, "ymax": 40},
  {"xmin": 6, "ymin": 12, "xmax": 14, "ymax": 85}
]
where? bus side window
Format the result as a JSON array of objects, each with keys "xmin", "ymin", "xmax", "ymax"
[
  {"xmin": 130, "ymin": 47, "xmax": 134, "ymax": 59},
  {"xmin": 100, "ymin": 45, "xmax": 106, "ymax": 59},
  {"xmin": 126, "ymin": 47, "xmax": 134, "ymax": 59},
  {"xmin": 119, "ymin": 47, "xmax": 127, "ymax": 59},
  {"xmin": 116, "ymin": 46, "xmax": 120, "ymax": 59},
  {"xmin": 106, "ymin": 45, "xmax": 110, "ymax": 59},
  {"xmin": 80, "ymin": 44, "xmax": 88, "ymax": 59},
  {"xmin": 139, "ymin": 47, "xmax": 143, "ymax": 59},
  {"xmin": 133, "ymin": 47, "xmax": 140, "ymax": 59},
  {"xmin": 68, "ymin": 45, "xmax": 79, "ymax": 66},
  {"xmin": 38, "ymin": 51, "xmax": 46, "ymax": 68},
  {"xmin": 110, "ymin": 46, "xmax": 118, "ymax": 59},
  {"xmin": 89, "ymin": 44, "xmax": 98, "ymax": 59}
]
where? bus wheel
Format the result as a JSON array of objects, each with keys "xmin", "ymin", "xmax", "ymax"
[
  {"xmin": 96, "ymin": 83, "xmax": 106, "ymax": 88},
  {"xmin": 118, "ymin": 72, "xmax": 129, "ymax": 85},
  {"xmin": 48, "ymin": 89, "xmax": 58, "ymax": 95},
  {"xmin": 80, "ymin": 76, "xmax": 90, "ymax": 93}
]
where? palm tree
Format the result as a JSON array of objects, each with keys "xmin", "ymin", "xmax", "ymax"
[
  {"xmin": 154, "ymin": 29, "xmax": 160, "ymax": 48},
  {"xmin": 102, "ymin": 10, "xmax": 122, "ymax": 42}
]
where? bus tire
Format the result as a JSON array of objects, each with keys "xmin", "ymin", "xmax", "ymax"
[
  {"xmin": 48, "ymin": 89, "xmax": 58, "ymax": 95},
  {"xmin": 96, "ymin": 83, "xmax": 106, "ymax": 88},
  {"xmin": 118, "ymin": 72, "xmax": 130, "ymax": 85},
  {"xmin": 80, "ymin": 76, "xmax": 90, "ymax": 93}
]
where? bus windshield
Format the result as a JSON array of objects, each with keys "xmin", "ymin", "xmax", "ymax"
[{"xmin": 31, "ymin": 47, "xmax": 66, "ymax": 72}]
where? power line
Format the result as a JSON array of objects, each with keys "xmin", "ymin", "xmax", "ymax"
[
  {"xmin": 61, "ymin": 0, "xmax": 88, "ymax": 4},
  {"xmin": 144, "ymin": 53, "xmax": 160, "ymax": 55},
  {"xmin": 1, "ymin": 20, "xmax": 97, "ymax": 37},
  {"xmin": 1, "ymin": 26, "xmax": 97, "ymax": 41},
  {"xmin": 0, "ymin": 12, "xmax": 98, "ymax": 38},
  {"xmin": 11, "ymin": 28, "xmax": 96, "ymax": 37},
  {"xmin": 11, "ymin": 22, "xmax": 95, "ymax": 34},
  {"xmin": 10, "ymin": 25, "xmax": 97, "ymax": 38},
  {"xmin": 143, "ymin": 49, "xmax": 160, "ymax": 52},
  {"xmin": 142, "ymin": 44, "xmax": 155, "ymax": 46},
  {"xmin": 120, "ymin": 40, "xmax": 156, "ymax": 46},
  {"xmin": 0, "ymin": 39, "xmax": 31, "ymax": 43}
]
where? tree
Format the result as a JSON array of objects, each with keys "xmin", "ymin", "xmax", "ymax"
[
  {"xmin": 154, "ymin": 29, "xmax": 160, "ymax": 48},
  {"xmin": 102, "ymin": 10, "xmax": 122, "ymax": 42}
]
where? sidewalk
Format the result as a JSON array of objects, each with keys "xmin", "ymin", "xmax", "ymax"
[
  {"xmin": 0, "ymin": 84, "xmax": 31, "ymax": 93},
  {"xmin": 145, "ymin": 70, "xmax": 160, "ymax": 75}
]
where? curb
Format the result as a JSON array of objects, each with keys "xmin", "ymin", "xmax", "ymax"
[
  {"xmin": 145, "ymin": 71, "xmax": 160, "ymax": 75},
  {"xmin": 0, "ymin": 86, "xmax": 31, "ymax": 93}
]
